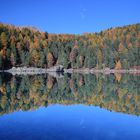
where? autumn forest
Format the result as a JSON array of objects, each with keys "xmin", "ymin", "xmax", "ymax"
[{"xmin": 0, "ymin": 23, "xmax": 140, "ymax": 70}]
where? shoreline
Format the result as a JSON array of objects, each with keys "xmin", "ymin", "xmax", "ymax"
[{"xmin": 0, "ymin": 66, "xmax": 140, "ymax": 75}]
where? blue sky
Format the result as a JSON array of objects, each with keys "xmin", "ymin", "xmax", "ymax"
[{"xmin": 0, "ymin": 0, "xmax": 140, "ymax": 34}]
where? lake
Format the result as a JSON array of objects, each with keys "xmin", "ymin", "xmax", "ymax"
[{"xmin": 0, "ymin": 73, "xmax": 140, "ymax": 140}]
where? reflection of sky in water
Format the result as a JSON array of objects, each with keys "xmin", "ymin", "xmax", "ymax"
[{"xmin": 0, "ymin": 105, "xmax": 140, "ymax": 140}]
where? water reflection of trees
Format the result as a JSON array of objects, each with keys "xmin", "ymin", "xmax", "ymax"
[{"xmin": 0, "ymin": 73, "xmax": 140, "ymax": 116}]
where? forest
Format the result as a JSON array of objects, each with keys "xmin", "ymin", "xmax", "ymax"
[
  {"xmin": 0, "ymin": 73, "xmax": 140, "ymax": 116},
  {"xmin": 0, "ymin": 23, "xmax": 140, "ymax": 70}
]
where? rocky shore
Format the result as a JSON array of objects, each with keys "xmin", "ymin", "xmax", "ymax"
[
  {"xmin": 65, "ymin": 68, "xmax": 140, "ymax": 74},
  {"xmin": 3, "ymin": 65, "xmax": 64, "ymax": 75},
  {"xmin": 1, "ymin": 65, "xmax": 140, "ymax": 75}
]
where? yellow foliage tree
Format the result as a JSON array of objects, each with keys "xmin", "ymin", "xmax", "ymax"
[
  {"xmin": 0, "ymin": 32, "xmax": 7, "ymax": 47},
  {"xmin": 115, "ymin": 60, "xmax": 122, "ymax": 70},
  {"xmin": 118, "ymin": 43, "xmax": 125, "ymax": 52},
  {"xmin": 47, "ymin": 52, "xmax": 54, "ymax": 67}
]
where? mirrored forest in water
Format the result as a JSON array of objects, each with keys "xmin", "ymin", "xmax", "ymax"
[{"xmin": 0, "ymin": 73, "xmax": 139, "ymax": 116}]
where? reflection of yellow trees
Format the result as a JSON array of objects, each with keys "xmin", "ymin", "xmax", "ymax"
[
  {"xmin": 69, "ymin": 79, "xmax": 74, "ymax": 89},
  {"xmin": 31, "ymin": 79, "xmax": 41, "ymax": 92},
  {"xmin": 0, "ymin": 74, "xmax": 139, "ymax": 116},
  {"xmin": 118, "ymin": 88, "xmax": 128, "ymax": 99},
  {"xmin": 87, "ymin": 94, "xmax": 97, "ymax": 105},
  {"xmin": 78, "ymin": 75, "xmax": 84, "ymax": 86},
  {"xmin": 134, "ymin": 96, "xmax": 140, "ymax": 102},
  {"xmin": 96, "ymin": 79, "xmax": 103, "ymax": 93},
  {"xmin": 0, "ymin": 96, "xmax": 7, "ymax": 109},
  {"xmin": 47, "ymin": 76, "xmax": 55, "ymax": 89},
  {"xmin": 114, "ymin": 73, "xmax": 122, "ymax": 82},
  {"xmin": 0, "ymin": 85, "xmax": 6, "ymax": 94}
]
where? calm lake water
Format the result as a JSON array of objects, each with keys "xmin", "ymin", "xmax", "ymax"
[{"xmin": 0, "ymin": 73, "xmax": 140, "ymax": 140}]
